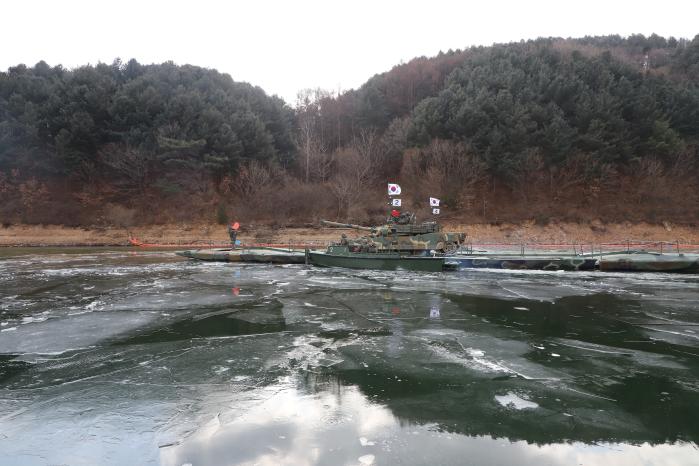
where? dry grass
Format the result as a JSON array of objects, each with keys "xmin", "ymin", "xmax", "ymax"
[{"xmin": 2, "ymin": 221, "xmax": 698, "ymax": 248}]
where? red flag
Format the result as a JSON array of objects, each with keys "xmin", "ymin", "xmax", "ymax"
[{"xmin": 391, "ymin": 209, "xmax": 400, "ymax": 217}]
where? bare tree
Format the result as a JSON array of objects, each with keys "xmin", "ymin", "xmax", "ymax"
[
  {"xmin": 329, "ymin": 173, "xmax": 356, "ymax": 218},
  {"xmin": 0, "ymin": 171, "xmax": 11, "ymax": 197},
  {"xmin": 99, "ymin": 144, "xmax": 152, "ymax": 196},
  {"xmin": 231, "ymin": 160, "xmax": 272, "ymax": 199},
  {"xmin": 548, "ymin": 152, "xmax": 616, "ymax": 204},
  {"xmin": 511, "ymin": 149, "xmax": 546, "ymax": 203},
  {"xmin": 18, "ymin": 178, "xmax": 49, "ymax": 212},
  {"xmin": 330, "ymin": 147, "xmax": 375, "ymax": 218},
  {"xmin": 420, "ymin": 139, "xmax": 487, "ymax": 206},
  {"xmin": 295, "ymin": 88, "xmax": 332, "ymax": 183},
  {"xmin": 352, "ymin": 127, "xmax": 384, "ymax": 171}
]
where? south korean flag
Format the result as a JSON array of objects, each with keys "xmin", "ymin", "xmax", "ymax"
[
  {"xmin": 387, "ymin": 183, "xmax": 401, "ymax": 196},
  {"xmin": 429, "ymin": 197, "xmax": 440, "ymax": 207}
]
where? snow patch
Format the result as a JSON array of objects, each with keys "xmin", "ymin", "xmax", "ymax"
[
  {"xmin": 495, "ymin": 392, "xmax": 539, "ymax": 410},
  {"xmin": 358, "ymin": 454, "xmax": 375, "ymax": 465},
  {"xmin": 359, "ymin": 437, "xmax": 375, "ymax": 446}
]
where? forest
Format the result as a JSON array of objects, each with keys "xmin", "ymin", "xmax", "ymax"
[{"xmin": 1, "ymin": 33, "xmax": 698, "ymax": 227}]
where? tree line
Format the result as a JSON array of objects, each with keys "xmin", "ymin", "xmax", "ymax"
[{"xmin": 1, "ymin": 34, "xmax": 698, "ymax": 226}]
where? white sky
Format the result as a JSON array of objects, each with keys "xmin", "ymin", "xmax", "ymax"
[{"xmin": 2, "ymin": 0, "xmax": 697, "ymax": 105}]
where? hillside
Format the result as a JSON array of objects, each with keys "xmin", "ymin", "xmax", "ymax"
[{"xmin": 1, "ymin": 34, "xmax": 698, "ymax": 229}]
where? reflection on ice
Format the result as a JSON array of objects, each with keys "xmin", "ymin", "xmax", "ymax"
[
  {"xmin": 162, "ymin": 379, "xmax": 699, "ymax": 466},
  {"xmin": 161, "ymin": 386, "xmax": 396, "ymax": 466}
]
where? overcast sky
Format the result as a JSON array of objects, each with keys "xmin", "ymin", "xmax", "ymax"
[{"xmin": 3, "ymin": 0, "xmax": 697, "ymax": 105}]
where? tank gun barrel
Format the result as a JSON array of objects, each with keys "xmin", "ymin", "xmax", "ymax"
[{"xmin": 320, "ymin": 220, "xmax": 375, "ymax": 232}]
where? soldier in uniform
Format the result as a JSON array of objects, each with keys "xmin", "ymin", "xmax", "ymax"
[{"xmin": 227, "ymin": 222, "xmax": 239, "ymax": 247}]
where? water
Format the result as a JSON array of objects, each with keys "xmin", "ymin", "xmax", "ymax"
[{"xmin": 1, "ymin": 249, "xmax": 699, "ymax": 465}]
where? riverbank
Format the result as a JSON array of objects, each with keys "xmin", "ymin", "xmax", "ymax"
[{"xmin": 1, "ymin": 221, "xmax": 698, "ymax": 248}]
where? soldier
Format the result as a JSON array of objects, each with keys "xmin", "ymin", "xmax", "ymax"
[
  {"xmin": 340, "ymin": 233, "xmax": 348, "ymax": 246},
  {"xmin": 397, "ymin": 211, "xmax": 415, "ymax": 225},
  {"xmin": 359, "ymin": 238, "xmax": 369, "ymax": 252},
  {"xmin": 227, "ymin": 222, "xmax": 240, "ymax": 247}
]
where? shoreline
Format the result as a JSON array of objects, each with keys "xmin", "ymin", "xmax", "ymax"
[{"xmin": 1, "ymin": 222, "xmax": 698, "ymax": 249}]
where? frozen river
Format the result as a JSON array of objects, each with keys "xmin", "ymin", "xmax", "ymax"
[{"xmin": 1, "ymin": 249, "xmax": 699, "ymax": 465}]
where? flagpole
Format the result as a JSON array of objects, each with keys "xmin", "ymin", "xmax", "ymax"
[
  {"xmin": 386, "ymin": 183, "xmax": 393, "ymax": 223},
  {"xmin": 387, "ymin": 182, "xmax": 391, "ymax": 222},
  {"xmin": 429, "ymin": 196, "xmax": 440, "ymax": 219},
  {"xmin": 387, "ymin": 183, "xmax": 402, "ymax": 222}
]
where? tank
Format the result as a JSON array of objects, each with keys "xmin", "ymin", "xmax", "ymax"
[{"xmin": 320, "ymin": 212, "xmax": 465, "ymax": 254}]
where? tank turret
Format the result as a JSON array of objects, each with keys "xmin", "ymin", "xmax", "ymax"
[{"xmin": 321, "ymin": 212, "xmax": 465, "ymax": 254}]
